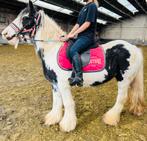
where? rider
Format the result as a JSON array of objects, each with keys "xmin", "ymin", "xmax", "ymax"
[{"xmin": 60, "ymin": 0, "xmax": 98, "ymax": 86}]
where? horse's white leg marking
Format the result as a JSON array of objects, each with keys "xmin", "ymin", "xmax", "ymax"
[
  {"xmin": 45, "ymin": 88, "xmax": 63, "ymax": 125},
  {"xmin": 103, "ymin": 81, "xmax": 129, "ymax": 126},
  {"xmin": 58, "ymin": 81, "xmax": 77, "ymax": 132}
]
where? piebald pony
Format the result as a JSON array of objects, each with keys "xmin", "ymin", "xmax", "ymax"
[{"xmin": 2, "ymin": 1, "xmax": 145, "ymax": 132}]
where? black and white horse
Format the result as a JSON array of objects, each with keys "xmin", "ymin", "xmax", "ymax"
[{"xmin": 2, "ymin": 1, "xmax": 144, "ymax": 132}]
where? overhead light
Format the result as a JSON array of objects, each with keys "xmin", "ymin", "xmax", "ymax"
[
  {"xmin": 17, "ymin": 0, "xmax": 73, "ymax": 15},
  {"xmin": 117, "ymin": 0, "xmax": 139, "ymax": 14},
  {"xmin": 97, "ymin": 19, "xmax": 107, "ymax": 25},
  {"xmin": 98, "ymin": 7, "xmax": 122, "ymax": 19},
  {"xmin": 73, "ymin": 0, "xmax": 85, "ymax": 5}
]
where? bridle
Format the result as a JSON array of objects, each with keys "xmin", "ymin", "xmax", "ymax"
[
  {"xmin": 7, "ymin": 12, "xmax": 62, "ymax": 43},
  {"xmin": 8, "ymin": 12, "xmax": 41, "ymax": 41}
]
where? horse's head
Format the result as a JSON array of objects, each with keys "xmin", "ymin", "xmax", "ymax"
[{"xmin": 1, "ymin": 0, "xmax": 41, "ymax": 48}]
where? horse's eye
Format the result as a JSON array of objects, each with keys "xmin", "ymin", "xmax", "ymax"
[
  {"xmin": 22, "ymin": 16, "xmax": 29, "ymax": 21},
  {"xmin": 22, "ymin": 16, "xmax": 35, "ymax": 29}
]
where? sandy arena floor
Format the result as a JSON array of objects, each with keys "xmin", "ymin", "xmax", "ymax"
[{"xmin": 0, "ymin": 45, "xmax": 146, "ymax": 141}]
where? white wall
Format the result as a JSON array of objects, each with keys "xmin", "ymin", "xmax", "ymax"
[{"xmin": 101, "ymin": 15, "xmax": 147, "ymax": 45}]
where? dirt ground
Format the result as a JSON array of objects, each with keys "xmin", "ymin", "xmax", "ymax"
[{"xmin": 0, "ymin": 45, "xmax": 146, "ymax": 141}]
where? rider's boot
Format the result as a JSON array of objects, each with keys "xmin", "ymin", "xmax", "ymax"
[{"xmin": 69, "ymin": 54, "xmax": 83, "ymax": 87}]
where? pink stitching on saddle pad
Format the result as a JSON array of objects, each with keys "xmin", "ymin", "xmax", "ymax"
[{"xmin": 57, "ymin": 42, "xmax": 105, "ymax": 72}]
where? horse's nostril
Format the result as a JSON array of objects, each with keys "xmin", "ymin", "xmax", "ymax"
[
  {"xmin": 4, "ymin": 33, "xmax": 7, "ymax": 36},
  {"xmin": 2, "ymin": 32, "xmax": 7, "ymax": 38}
]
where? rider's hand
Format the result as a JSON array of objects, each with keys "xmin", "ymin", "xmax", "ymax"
[
  {"xmin": 67, "ymin": 33, "xmax": 76, "ymax": 39},
  {"xmin": 59, "ymin": 35, "xmax": 68, "ymax": 42}
]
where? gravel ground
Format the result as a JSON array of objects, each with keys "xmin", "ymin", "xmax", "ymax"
[{"xmin": 0, "ymin": 45, "xmax": 146, "ymax": 141}]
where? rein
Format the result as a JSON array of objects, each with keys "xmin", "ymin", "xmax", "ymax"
[{"xmin": 26, "ymin": 38, "xmax": 61, "ymax": 43}]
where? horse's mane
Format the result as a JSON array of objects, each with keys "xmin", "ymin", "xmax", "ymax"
[{"xmin": 39, "ymin": 10, "xmax": 65, "ymax": 41}]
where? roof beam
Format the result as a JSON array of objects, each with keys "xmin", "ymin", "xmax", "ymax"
[
  {"xmin": 134, "ymin": 0, "xmax": 147, "ymax": 14},
  {"xmin": 99, "ymin": 0, "xmax": 130, "ymax": 19},
  {"xmin": 127, "ymin": 0, "xmax": 144, "ymax": 14},
  {"xmin": 142, "ymin": 0, "xmax": 147, "ymax": 11},
  {"xmin": 42, "ymin": 0, "xmax": 82, "ymax": 12},
  {"xmin": 102, "ymin": 0, "xmax": 134, "ymax": 18}
]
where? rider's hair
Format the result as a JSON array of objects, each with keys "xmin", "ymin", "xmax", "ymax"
[{"xmin": 92, "ymin": 0, "xmax": 99, "ymax": 7}]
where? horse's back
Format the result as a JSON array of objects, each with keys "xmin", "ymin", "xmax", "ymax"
[{"xmin": 102, "ymin": 40, "xmax": 141, "ymax": 56}]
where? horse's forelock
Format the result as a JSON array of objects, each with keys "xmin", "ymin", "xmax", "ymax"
[{"xmin": 17, "ymin": 8, "xmax": 29, "ymax": 18}]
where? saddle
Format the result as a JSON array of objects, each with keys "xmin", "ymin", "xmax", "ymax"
[{"xmin": 57, "ymin": 42, "xmax": 105, "ymax": 72}]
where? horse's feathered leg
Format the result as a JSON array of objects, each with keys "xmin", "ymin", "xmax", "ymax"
[
  {"xmin": 58, "ymin": 80, "xmax": 77, "ymax": 132},
  {"xmin": 103, "ymin": 81, "xmax": 129, "ymax": 125},
  {"xmin": 103, "ymin": 44, "xmax": 144, "ymax": 126},
  {"xmin": 45, "ymin": 88, "xmax": 63, "ymax": 126},
  {"xmin": 128, "ymin": 50, "xmax": 145, "ymax": 116}
]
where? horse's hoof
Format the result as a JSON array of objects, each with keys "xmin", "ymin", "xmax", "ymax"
[
  {"xmin": 59, "ymin": 115, "xmax": 77, "ymax": 132},
  {"xmin": 103, "ymin": 110, "xmax": 120, "ymax": 126},
  {"xmin": 45, "ymin": 111, "xmax": 62, "ymax": 126}
]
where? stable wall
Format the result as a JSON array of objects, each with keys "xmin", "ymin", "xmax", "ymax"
[{"xmin": 101, "ymin": 15, "xmax": 147, "ymax": 45}]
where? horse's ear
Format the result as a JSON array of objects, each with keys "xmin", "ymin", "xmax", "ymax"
[{"xmin": 28, "ymin": 0, "xmax": 36, "ymax": 17}]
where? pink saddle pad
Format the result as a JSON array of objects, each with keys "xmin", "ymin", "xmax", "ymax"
[{"xmin": 57, "ymin": 42, "xmax": 105, "ymax": 72}]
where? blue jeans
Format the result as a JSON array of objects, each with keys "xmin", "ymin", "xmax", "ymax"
[{"xmin": 67, "ymin": 36, "xmax": 94, "ymax": 62}]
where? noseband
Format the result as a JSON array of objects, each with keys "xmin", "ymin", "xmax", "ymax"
[{"xmin": 9, "ymin": 13, "xmax": 41, "ymax": 41}]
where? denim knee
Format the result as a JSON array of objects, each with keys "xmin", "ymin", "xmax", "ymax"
[{"xmin": 69, "ymin": 47, "xmax": 77, "ymax": 58}]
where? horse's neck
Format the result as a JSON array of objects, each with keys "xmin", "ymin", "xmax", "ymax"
[
  {"xmin": 40, "ymin": 13, "xmax": 65, "ymax": 40},
  {"xmin": 35, "ymin": 11, "xmax": 65, "ymax": 56}
]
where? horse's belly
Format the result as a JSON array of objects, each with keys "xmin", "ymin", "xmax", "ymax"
[{"xmin": 83, "ymin": 69, "xmax": 108, "ymax": 86}]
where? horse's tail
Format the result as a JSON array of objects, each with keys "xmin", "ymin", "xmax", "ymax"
[{"xmin": 128, "ymin": 48, "xmax": 145, "ymax": 116}]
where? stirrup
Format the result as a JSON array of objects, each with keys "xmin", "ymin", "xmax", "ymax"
[
  {"xmin": 68, "ymin": 77, "xmax": 74, "ymax": 84},
  {"xmin": 69, "ymin": 76, "xmax": 83, "ymax": 87}
]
